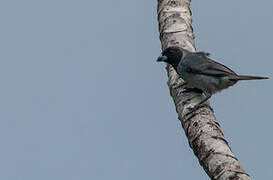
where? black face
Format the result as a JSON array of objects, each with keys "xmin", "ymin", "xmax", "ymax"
[{"xmin": 157, "ymin": 46, "xmax": 183, "ymax": 70}]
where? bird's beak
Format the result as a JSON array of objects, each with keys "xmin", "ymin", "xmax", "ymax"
[{"xmin": 157, "ymin": 55, "xmax": 168, "ymax": 62}]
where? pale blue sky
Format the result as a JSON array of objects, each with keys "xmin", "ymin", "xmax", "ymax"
[{"xmin": 0, "ymin": 0, "xmax": 272, "ymax": 179}]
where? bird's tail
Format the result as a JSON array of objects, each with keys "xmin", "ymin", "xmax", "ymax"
[{"xmin": 230, "ymin": 75, "xmax": 269, "ymax": 81}]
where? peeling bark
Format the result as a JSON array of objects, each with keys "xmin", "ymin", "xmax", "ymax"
[{"xmin": 157, "ymin": 1, "xmax": 251, "ymax": 179}]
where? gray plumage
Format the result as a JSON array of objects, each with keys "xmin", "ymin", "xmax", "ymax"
[{"xmin": 157, "ymin": 46, "xmax": 268, "ymax": 108}]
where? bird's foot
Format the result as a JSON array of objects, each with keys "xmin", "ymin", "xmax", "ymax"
[
  {"xmin": 185, "ymin": 104, "xmax": 200, "ymax": 116},
  {"xmin": 182, "ymin": 87, "xmax": 203, "ymax": 94}
]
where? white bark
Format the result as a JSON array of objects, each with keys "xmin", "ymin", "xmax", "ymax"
[{"xmin": 157, "ymin": 0, "xmax": 251, "ymax": 179}]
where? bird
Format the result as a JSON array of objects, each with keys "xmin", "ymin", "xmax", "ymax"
[{"xmin": 157, "ymin": 46, "xmax": 269, "ymax": 111}]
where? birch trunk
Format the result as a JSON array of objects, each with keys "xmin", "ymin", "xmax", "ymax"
[{"xmin": 157, "ymin": 0, "xmax": 251, "ymax": 179}]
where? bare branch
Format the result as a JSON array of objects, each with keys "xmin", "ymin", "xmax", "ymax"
[{"xmin": 157, "ymin": 0, "xmax": 251, "ymax": 179}]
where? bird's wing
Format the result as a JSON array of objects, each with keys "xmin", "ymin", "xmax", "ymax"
[
  {"xmin": 186, "ymin": 53, "xmax": 237, "ymax": 77},
  {"xmin": 195, "ymin": 51, "xmax": 211, "ymax": 57}
]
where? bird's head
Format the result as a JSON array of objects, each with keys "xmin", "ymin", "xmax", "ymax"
[{"xmin": 157, "ymin": 46, "xmax": 184, "ymax": 69}]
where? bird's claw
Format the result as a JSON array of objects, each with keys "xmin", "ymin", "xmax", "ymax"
[
  {"xmin": 185, "ymin": 105, "xmax": 200, "ymax": 116},
  {"xmin": 182, "ymin": 87, "xmax": 203, "ymax": 94}
]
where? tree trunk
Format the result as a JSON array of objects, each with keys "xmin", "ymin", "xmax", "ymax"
[{"xmin": 157, "ymin": 0, "xmax": 251, "ymax": 179}]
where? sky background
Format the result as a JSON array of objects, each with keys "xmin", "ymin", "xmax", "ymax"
[{"xmin": 0, "ymin": 0, "xmax": 272, "ymax": 179}]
